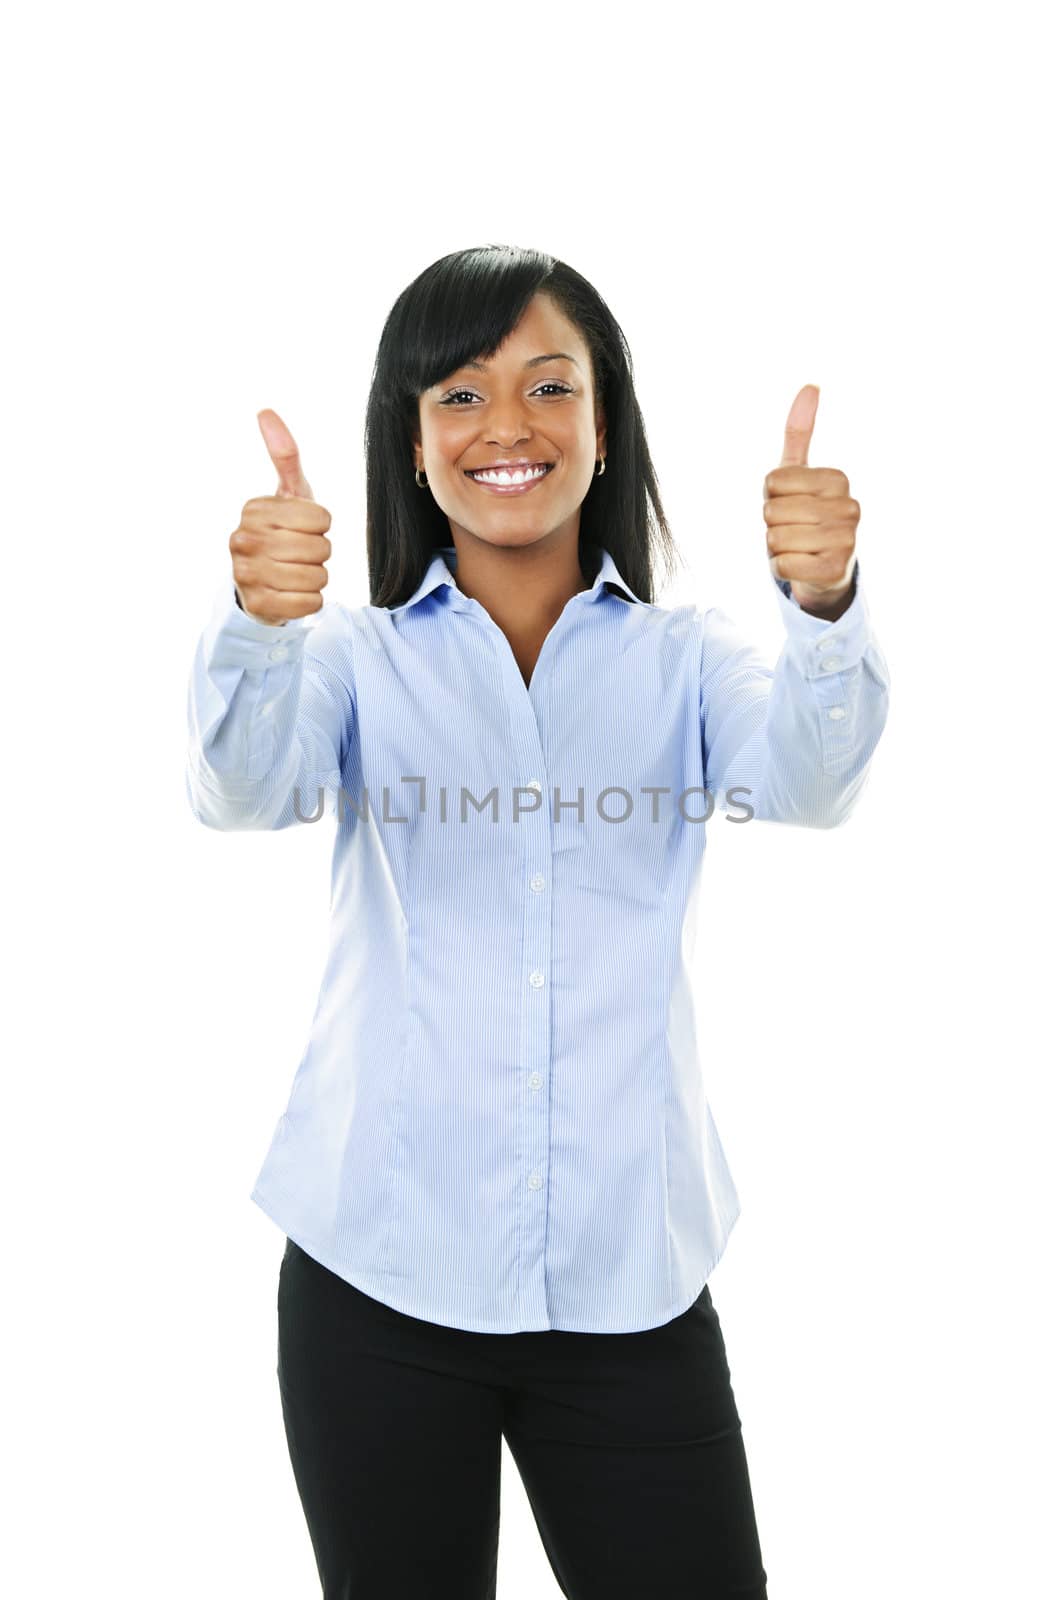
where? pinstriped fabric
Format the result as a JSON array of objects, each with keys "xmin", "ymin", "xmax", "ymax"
[{"xmin": 186, "ymin": 543, "xmax": 890, "ymax": 1332}]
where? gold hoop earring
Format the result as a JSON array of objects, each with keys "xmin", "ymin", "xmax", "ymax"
[
  {"xmin": 595, "ymin": 456, "xmax": 606, "ymax": 477},
  {"xmin": 415, "ymin": 466, "xmax": 428, "ymax": 488}
]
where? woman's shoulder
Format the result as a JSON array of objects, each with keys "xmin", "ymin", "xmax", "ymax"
[{"xmin": 641, "ymin": 595, "xmax": 710, "ymax": 651}]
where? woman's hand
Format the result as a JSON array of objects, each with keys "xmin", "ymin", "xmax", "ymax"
[
  {"xmin": 229, "ymin": 409, "xmax": 333, "ymax": 625},
  {"xmin": 763, "ymin": 385, "xmax": 859, "ymax": 621}
]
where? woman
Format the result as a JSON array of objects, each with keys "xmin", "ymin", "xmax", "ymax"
[{"xmin": 186, "ymin": 243, "xmax": 890, "ymax": 1598}]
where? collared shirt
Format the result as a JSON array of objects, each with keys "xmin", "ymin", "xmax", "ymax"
[{"xmin": 186, "ymin": 543, "xmax": 890, "ymax": 1332}]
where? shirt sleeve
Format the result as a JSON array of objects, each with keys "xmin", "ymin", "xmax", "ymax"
[
  {"xmin": 185, "ymin": 570, "xmax": 355, "ymax": 831},
  {"xmin": 699, "ymin": 558, "xmax": 891, "ymax": 828}
]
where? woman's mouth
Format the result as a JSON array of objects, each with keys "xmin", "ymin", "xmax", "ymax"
[{"xmin": 463, "ymin": 462, "xmax": 555, "ymax": 495}]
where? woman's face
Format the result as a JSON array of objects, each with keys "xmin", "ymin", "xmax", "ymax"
[{"xmin": 413, "ymin": 291, "xmax": 606, "ymax": 555}]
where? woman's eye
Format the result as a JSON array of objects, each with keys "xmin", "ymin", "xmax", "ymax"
[{"xmin": 441, "ymin": 383, "xmax": 573, "ymax": 405}]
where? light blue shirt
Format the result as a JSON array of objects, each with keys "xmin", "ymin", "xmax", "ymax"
[{"xmin": 186, "ymin": 543, "xmax": 890, "ymax": 1332}]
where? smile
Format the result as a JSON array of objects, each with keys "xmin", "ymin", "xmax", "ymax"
[{"xmin": 464, "ymin": 463, "xmax": 554, "ymax": 494}]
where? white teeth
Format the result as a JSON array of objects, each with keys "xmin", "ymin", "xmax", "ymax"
[{"xmin": 470, "ymin": 464, "xmax": 549, "ymax": 485}]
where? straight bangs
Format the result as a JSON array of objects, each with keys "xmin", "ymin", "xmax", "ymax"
[{"xmin": 386, "ymin": 249, "xmax": 554, "ymax": 407}]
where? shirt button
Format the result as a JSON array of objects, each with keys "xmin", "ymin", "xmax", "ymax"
[
  {"xmin": 529, "ymin": 969, "xmax": 545, "ymax": 987},
  {"xmin": 528, "ymin": 1072, "xmax": 542, "ymax": 1089},
  {"xmin": 526, "ymin": 779, "xmax": 542, "ymax": 793},
  {"xmin": 828, "ymin": 706, "xmax": 847, "ymax": 720},
  {"xmin": 268, "ymin": 644, "xmax": 288, "ymax": 663},
  {"xmin": 527, "ymin": 1170, "xmax": 543, "ymax": 1189},
  {"xmin": 529, "ymin": 873, "xmax": 545, "ymax": 892},
  {"xmin": 821, "ymin": 656, "xmax": 842, "ymax": 671}
]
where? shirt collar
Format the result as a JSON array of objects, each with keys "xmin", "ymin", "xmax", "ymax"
[{"xmin": 388, "ymin": 543, "xmax": 645, "ymax": 613}]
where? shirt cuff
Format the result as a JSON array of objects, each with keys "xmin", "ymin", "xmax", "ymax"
[{"xmin": 772, "ymin": 558, "xmax": 873, "ymax": 680}]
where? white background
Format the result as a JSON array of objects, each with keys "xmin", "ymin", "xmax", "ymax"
[{"xmin": 5, "ymin": 1, "xmax": 1036, "ymax": 1594}]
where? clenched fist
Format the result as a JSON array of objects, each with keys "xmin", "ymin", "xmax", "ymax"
[{"xmin": 230, "ymin": 410, "xmax": 333, "ymax": 625}]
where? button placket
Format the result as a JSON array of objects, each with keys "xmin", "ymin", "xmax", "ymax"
[
  {"xmin": 813, "ymin": 649, "xmax": 853, "ymax": 767},
  {"xmin": 513, "ymin": 736, "xmax": 554, "ymax": 1278},
  {"xmin": 809, "ymin": 635, "xmax": 849, "ymax": 747},
  {"xmin": 522, "ymin": 785, "xmax": 551, "ymax": 1242},
  {"xmin": 473, "ymin": 591, "xmax": 577, "ymax": 1318}
]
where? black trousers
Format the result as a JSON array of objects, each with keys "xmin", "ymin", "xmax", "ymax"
[{"xmin": 277, "ymin": 1236, "xmax": 769, "ymax": 1599}]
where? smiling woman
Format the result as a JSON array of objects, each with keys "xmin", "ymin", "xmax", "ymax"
[
  {"xmin": 364, "ymin": 243, "xmax": 680, "ymax": 608},
  {"xmin": 187, "ymin": 238, "xmax": 890, "ymax": 1600}
]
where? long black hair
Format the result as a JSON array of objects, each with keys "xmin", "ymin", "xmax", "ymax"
[{"xmin": 364, "ymin": 244, "xmax": 679, "ymax": 608}]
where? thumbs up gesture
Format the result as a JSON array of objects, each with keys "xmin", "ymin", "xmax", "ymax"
[
  {"xmin": 229, "ymin": 410, "xmax": 333, "ymax": 625},
  {"xmin": 763, "ymin": 386, "xmax": 859, "ymax": 621}
]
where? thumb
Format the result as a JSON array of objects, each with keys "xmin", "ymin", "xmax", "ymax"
[
  {"xmin": 257, "ymin": 408, "xmax": 315, "ymax": 500},
  {"xmin": 779, "ymin": 384, "xmax": 820, "ymax": 467}
]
